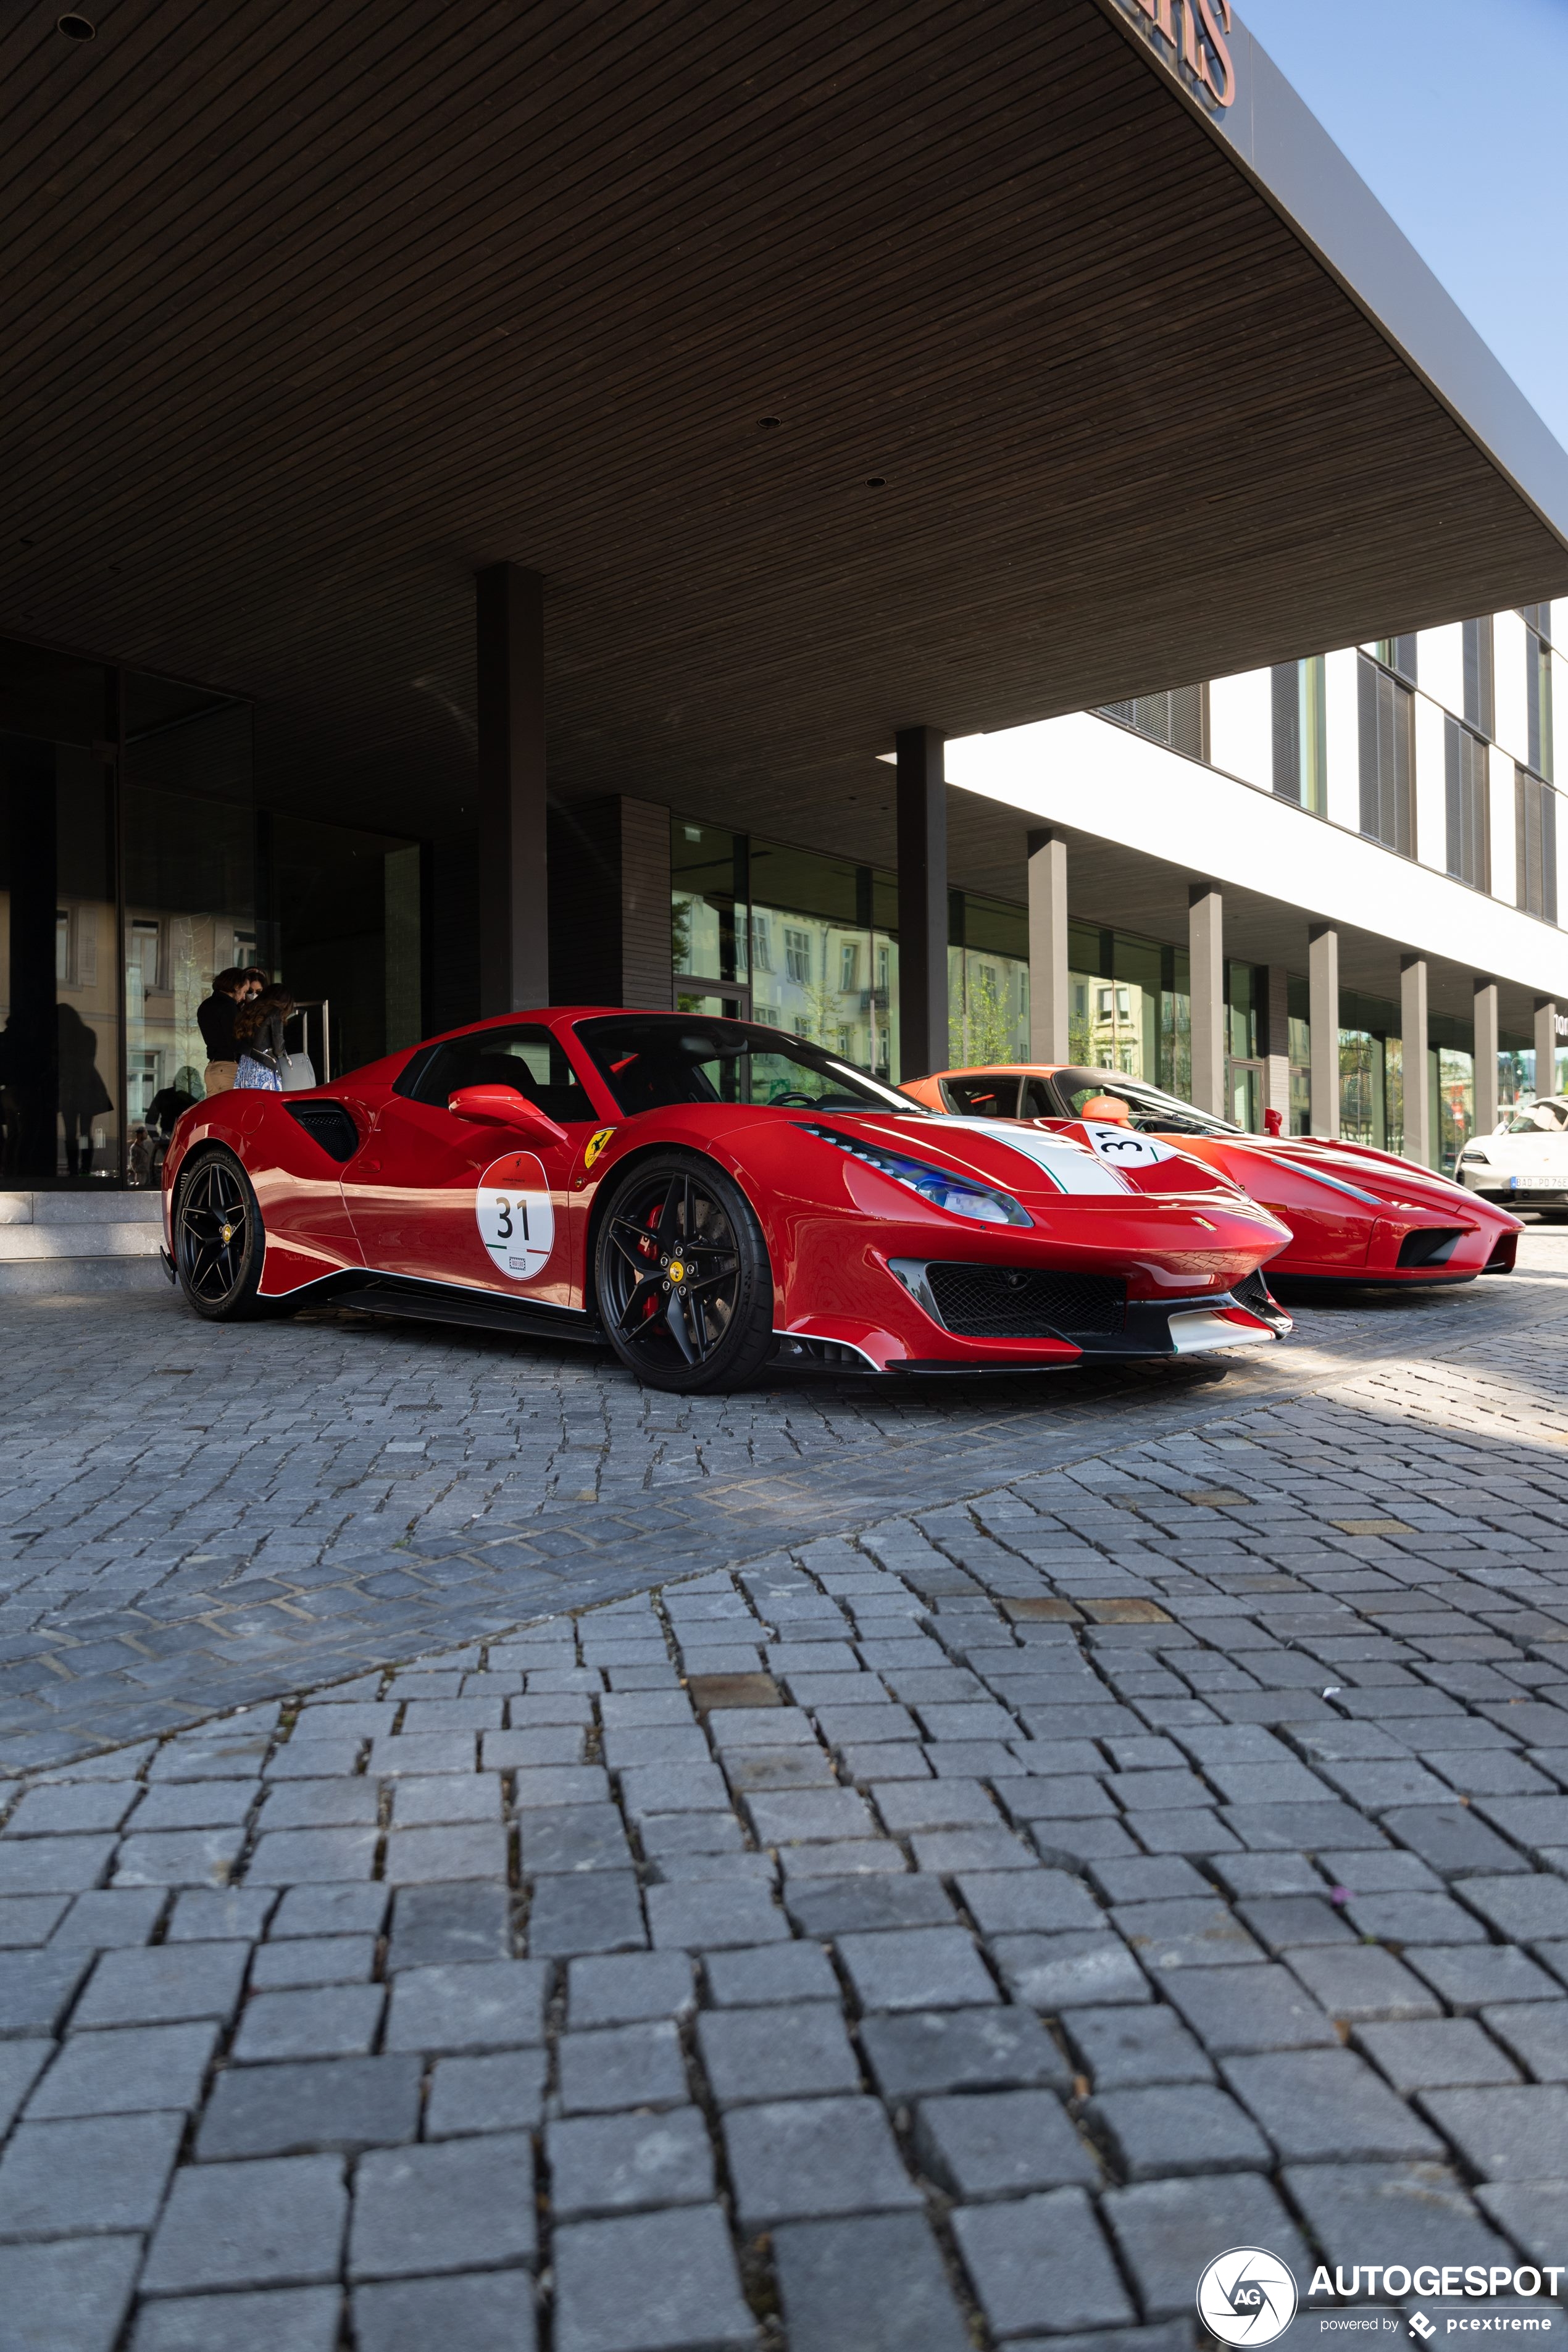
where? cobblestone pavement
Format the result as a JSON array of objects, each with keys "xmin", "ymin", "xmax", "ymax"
[{"xmin": 6, "ymin": 1245, "xmax": 1568, "ymax": 2346}]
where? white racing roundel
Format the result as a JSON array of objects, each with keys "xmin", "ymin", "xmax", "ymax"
[
  {"xmin": 1078, "ymin": 1120, "xmax": 1176, "ymax": 1167},
  {"xmin": 475, "ymin": 1152, "xmax": 555, "ymax": 1281}
]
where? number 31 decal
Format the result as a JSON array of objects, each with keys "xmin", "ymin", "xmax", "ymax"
[{"xmin": 475, "ymin": 1151, "xmax": 556, "ymax": 1280}]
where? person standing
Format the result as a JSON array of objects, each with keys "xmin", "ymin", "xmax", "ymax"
[
  {"xmin": 198, "ymin": 968, "xmax": 252, "ymax": 1096},
  {"xmin": 233, "ymin": 983, "xmax": 295, "ymax": 1092}
]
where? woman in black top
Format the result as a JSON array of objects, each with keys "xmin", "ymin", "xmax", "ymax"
[
  {"xmin": 197, "ymin": 968, "xmax": 256, "ymax": 1096},
  {"xmin": 234, "ymin": 985, "xmax": 295, "ymax": 1092}
]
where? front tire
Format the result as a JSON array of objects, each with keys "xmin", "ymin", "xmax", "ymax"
[
  {"xmin": 594, "ymin": 1152, "xmax": 775, "ymax": 1393},
  {"xmin": 173, "ymin": 1148, "xmax": 268, "ymax": 1320}
]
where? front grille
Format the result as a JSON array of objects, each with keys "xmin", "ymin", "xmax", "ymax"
[
  {"xmin": 1231, "ymin": 1268, "xmax": 1272, "ymax": 1315},
  {"xmin": 1396, "ymin": 1227, "xmax": 1464, "ymax": 1270},
  {"xmin": 285, "ymin": 1101, "xmax": 360, "ymax": 1162},
  {"xmin": 925, "ymin": 1262, "xmax": 1125, "ymax": 1338}
]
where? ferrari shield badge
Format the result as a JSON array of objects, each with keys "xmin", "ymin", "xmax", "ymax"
[
  {"xmin": 476, "ymin": 1152, "xmax": 555, "ymax": 1280},
  {"xmin": 583, "ymin": 1127, "xmax": 616, "ymax": 1170}
]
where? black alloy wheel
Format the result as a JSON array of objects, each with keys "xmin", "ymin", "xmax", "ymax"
[
  {"xmin": 173, "ymin": 1149, "xmax": 267, "ymax": 1320},
  {"xmin": 594, "ymin": 1152, "xmax": 775, "ymax": 1393}
]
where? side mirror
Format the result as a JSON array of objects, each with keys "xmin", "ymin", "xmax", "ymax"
[{"xmin": 447, "ymin": 1085, "xmax": 569, "ymax": 1146}]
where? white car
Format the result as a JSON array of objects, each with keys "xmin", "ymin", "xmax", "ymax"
[{"xmin": 1457, "ymin": 1098, "xmax": 1568, "ymax": 1214}]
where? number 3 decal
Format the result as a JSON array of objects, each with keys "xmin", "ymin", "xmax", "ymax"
[{"xmin": 476, "ymin": 1152, "xmax": 555, "ymax": 1280}]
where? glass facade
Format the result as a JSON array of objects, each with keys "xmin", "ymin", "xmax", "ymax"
[{"xmin": 0, "ymin": 629, "xmax": 424, "ymax": 1185}]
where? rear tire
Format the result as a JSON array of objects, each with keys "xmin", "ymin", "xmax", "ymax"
[
  {"xmin": 173, "ymin": 1148, "xmax": 268, "ymax": 1320},
  {"xmin": 593, "ymin": 1151, "xmax": 775, "ymax": 1393}
]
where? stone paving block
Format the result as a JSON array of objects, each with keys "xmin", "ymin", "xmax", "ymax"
[
  {"xmin": 910, "ymin": 1826, "xmax": 1036, "ymax": 1873},
  {"xmin": 4, "ymin": 1783, "xmax": 138, "ymax": 1837},
  {"xmin": 0, "ymin": 1948, "xmax": 93, "ymax": 2037},
  {"xmin": 871, "ymin": 1778, "xmax": 998, "ymax": 1834},
  {"xmin": 1480, "ymin": 2001, "xmax": 1568, "ymax": 2082},
  {"xmin": 1090, "ymin": 1856, "xmax": 1211, "ymax": 1903},
  {"xmin": 72, "ymin": 1939, "xmax": 249, "ymax": 2029},
  {"xmin": 383, "ymin": 1824, "xmax": 509, "ymax": 1883},
  {"xmin": 130, "ymin": 1780, "xmax": 254, "ymax": 1831},
  {"xmin": 772, "ymin": 2210, "xmax": 971, "ymax": 2352},
  {"xmin": 385, "ymin": 1961, "xmax": 547, "ymax": 2053},
  {"xmin": 915, "ymin": 2087, "xmax": 1098, "ymax": 2195},
  {"xmin": 836, "ymin": 1925, "xmax": 999, "ymax": 2012},
  {"xmin": 250, "ymin": 1933, "xmax": 377, "ymax": 1989},
  {"xmin": 559, "ymin": 2019, "xmax": 688, "ymax": 2113},
  {"xmin": 196, "ymin": 2053, "xmax": 423, "ymax": 2157},
  {"xmin": 703, "ymin": 1940, "xmax": 837, "ymax": 2007},
  {"xmin": 1224, "ymin": 2048, "xmax": 1445, "ymax": 2162},
  {"xmin": 1419, "ymin": 2084, "xmax": 1568, "ymax": 2181},
  {"xmin": 1456, "ymin": 1872, "xmax": 1568, "ymax": 1941},
  {"xmin": 527, "ymin": 1871, "xmax": 646, "ymax": 1958},
  {"xmin": 521, "ymin": 1804, "xmax": 636, "ymax": 1875},
  {"xmin": 1090, "ymin": 2082, "xmax": 1270, "ymax": 2177},
  {"xmin": 384, "ymin": 1880, "xmax": 509, "ymax": 1970},
  {"xmin": 46, "ymin": 1888, "xmax": 164, "ymax": 1953},
  {"xmin": 264, "ymin": 1737, "xmax": 365, "ymax": 1780},
  {"xmin": 779, "ymin": 1837, "xmax": 903, "ymax": 1881},
  {"xmin": 1381, "ymin": 1806, "xmax": 1529, "ymax": 1878},
  {"xmin": 424, "ymin": 2049, "xmax": 548, "ymax": 2138},
  {"xmin": 261, "ymin": 1778, "xmax": 382, "ymax": 1830},
  {"xmin": 551, "ymin": 2204, "xmax": 753, "ymax": 2352},
  {"xmin": 1404, "ymin": 1942, "xmax": 1565, "ymax": 2012},
  {"xmin": 368, "ymin": 1735, "xmax": 478, "ymax": 1777},
  {"xmin": 1288, "ymin": 1943, "xmax": 1442, "ymax": 2022},
  {"xmin": 1111, "ymin": 1898, "xmax": 1264, "ymax": 1971},
  {"xmin": 0, "ymin": 2235, "xmax": 143, "ymax": 2352},
  {"xmin": 0, "ymin": 2107, "xmax": 183, "ymax": 2238},
  {"xmin": 785, "ymin": 1874, "xmax": 956, "ymax": 1935},
  {"xmin": 952, "ymin": 2185, "xmax": 1135, "ymax": 2337},
  {"xmin": 546, "ymin": 2104, "xmax": 716, "ymax": 2218},
  {"xmin": 270, "ymin": 1882, "xmax": 390, "ymax": 1940},
  {"xmin": 390, "ymin": 1774, "xmax": 503, "ymax": 1825},
  {"xmin": 0, "ymin": 1835, "xmax": 116, "ymax": 1896},
  {"xmin": 697, "ymin": 2001, "xmax": 860, "ymax": 2104},
  {"xmin": 349, "ymin": 2132, "xmax": 537, "ymax": 2279},
  {"xmin": 993, "ymin": 1930, "xmax": 1151, "ymax": 2011},
  {"xmin": 27, "ymin": 2020, "xmax": 216, "ymax": 2117},
  {"xmin": 1157, "ymin": 1962, "xmax": 1339, "ymax": 2054},
  {"xmin": 352, "ymin": 2269, "xmax": 538, "ymax": 2352},
  {"xmin": 956, "ymin": 1869, "xmax": 1103, "ymax": 1937},
  {"xmin": 130, "ymin": 2283, "xmax": 343, "ymax": 2352},
  {"xmin": 724, "ymin": 2092, "xmax": 921, "ymax": 2225},
  {"xmin": 744, "ymin": 1786, "xmax": 877, "ymax": 1846},
  {"xmin": 0, "ymin": 1894, "xmax": 72, "ymax": 1948},
  {"xmin": 165, "ymin": 1886, "xmax": 275, "ymax": 1941},
  {"xmin": 1474, "ymin": 2181, "xmax": 1568, "ymax": 2267},
  {"xmin": 1285, "ymin": 2158, "xmax": 1516, "ymax": 2271},
  {"xmin": 617, "ymin": 1765, "xmax": 729, "ymax": 1817},
  {"xmin": 1005, "ymin": 1775, "xmax": 1117, "ymax": 1821},
  {"xmin": 247, "ymin": 1827, "xmax": 378, "ymax": 1884},
  {"xmin": 860, "ymin": 2004, "xmax": 1071, "ymax": 2099},
  {"xmin": 1103, "ymin": 2172, "xmax": 1312, "ymax": 2321},
  {"xmin": 230, "ymin": 1981, "xmax": 384, "ymax": 2062},
  {"xmin": 1235, "ymin": 1895, "xmax": 1355, "ymax": 1951},
  {"xmin": 0, "ymin": 2038, "xmax": 51, "ymax": 2132},
  {"xmin": 1355, "ymin": 2017, "xmax": 1522, "ymax": 2092},
  {"xmin": 646, "ymin": 1879, "xmax": 786, "ymax": 1950},
  {"xmin": 1207, "ymin": 1851, "xmax": 1327, "ymax": 1899},
  {"xmin": 1064, "ymin": 2003, "xmax": 1214, "ymax": 2089},
  {"xmin": 569, "ymin": 1950, "xmax": 697, "ymax": 2026}
]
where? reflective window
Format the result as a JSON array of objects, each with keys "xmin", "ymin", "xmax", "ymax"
[
  {"xmin": 942, "ymin": 1074, "xmax": 1022, "ymax": 1119},
  {"xmin": 575, "ymin": 1016, "xmax": 917, "ymax": 1117},
  {"xmin": 401, "ymin": 1024, "xmax": 594, "ymax": 1124}
]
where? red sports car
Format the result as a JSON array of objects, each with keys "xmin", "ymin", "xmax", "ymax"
[
  {"xmin": 162, "ymin": 1010, "xmax": 1295, "ymax": 1391},
  {"xmin": 901, "ymin": 1063, "xmax": 1521, "ymax": 1288}
]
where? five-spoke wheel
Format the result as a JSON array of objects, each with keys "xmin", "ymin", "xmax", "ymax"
[
  {"xmin": 173, "ymin": 1149, "xmax": 267, "ymax": 1320},
  {"xmin": 593, "ymin": 1153, "xmax": 774, "ymax": 1392}
]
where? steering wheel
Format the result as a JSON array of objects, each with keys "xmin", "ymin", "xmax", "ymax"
[{"xmin": 769, "ymin": 1091, "xmax": 820, "ymax": 1106}]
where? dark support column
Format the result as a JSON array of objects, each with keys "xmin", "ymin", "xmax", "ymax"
[
  {"xmin": 896, "ymin": 726, "xmax": 948, "ymax": 1079},
  {"xmin": 476, "ymin": 562, "xmax": 548, "ymax": 1014}
]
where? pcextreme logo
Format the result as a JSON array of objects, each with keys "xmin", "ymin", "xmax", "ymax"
[
  {"xmin": 1112, "ymin": 0, "xmax": 1236, "ymax": 109},
  {"xmin": 1198, "ymin": 2249, "xmax": 1299, "ymax": 2346}
]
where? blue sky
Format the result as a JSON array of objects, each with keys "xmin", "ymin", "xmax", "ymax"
[{"xmin": 1239, "ymin": 0, "xmax": 1568, "ymax": 452}]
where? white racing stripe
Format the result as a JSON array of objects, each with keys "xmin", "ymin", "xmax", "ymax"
[{"xmin": 907, "ymin": 1116, "xmax": 1130, "ymax": 1195}]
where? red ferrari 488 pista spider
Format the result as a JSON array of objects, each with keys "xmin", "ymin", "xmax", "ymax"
[
  {"xmin": 162, "ymin": 1011, "xmax": 1295, "ymax": 1391},
  {"xmin": 900, "ymin": 1062, "xmax": 1521, "ymax": 1289}
]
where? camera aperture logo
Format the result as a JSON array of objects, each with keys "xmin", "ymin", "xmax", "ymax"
[{"xmin": 1198, "ymin": 2248, "xmax": 1300, "ymax": 2347}]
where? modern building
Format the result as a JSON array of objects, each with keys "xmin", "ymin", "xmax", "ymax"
[{"xmin": 5, "ymin": 0, "xmax": 1568, "ymax": 1230}]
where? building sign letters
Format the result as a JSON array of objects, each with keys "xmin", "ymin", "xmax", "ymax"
[{"xmin": 1116, "ymin": 0, "xmax": 1235, "ymax": 110}]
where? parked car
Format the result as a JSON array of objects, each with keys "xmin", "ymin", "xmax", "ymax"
[
  {"xmin": 900, "ymin": 1062, "xmax": 1521, "ymax": 1288},
  {"xmin": 1457, "ymin": 1097, "xmax": 1568, "ymax": 1214},
  {"xmin": 162, "ymin": 1011, "xmax": 1293, "ymax": 1391}
]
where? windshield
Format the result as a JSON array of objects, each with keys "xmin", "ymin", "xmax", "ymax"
[
  {"xmin": 574, "ymin": 1016, "xmax": 925, "ymax": 1117},
  {"xmin": 1506, "ymin": 1102, "xmax": 1568, "ymax": 1133},
  {"xmin": 1049, "ymin": 1069, "xmax": 1241, "ymax": 1137}
]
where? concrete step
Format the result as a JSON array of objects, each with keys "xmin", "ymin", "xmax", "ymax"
[
  {"xmin": 0, "ymin": 1256, "xmax": 170, "ymax": 1295},
  {"xmin": 0, "ymin": 1190, "xmax": 164, "ymax": 1262}
]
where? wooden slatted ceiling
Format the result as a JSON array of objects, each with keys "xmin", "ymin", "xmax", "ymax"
[{"xmin": 2, "ymin": 0, "xmax": 1565, "ymax": 873}]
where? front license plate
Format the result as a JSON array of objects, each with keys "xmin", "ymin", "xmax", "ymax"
[
  {"xmin": 1167, "ymin": 1311, "xmax": 1275, "ymax": 1353},
  {"xmin": 1509, "ymin": 1175, "xmax": 1565, "ymax": 1190}
]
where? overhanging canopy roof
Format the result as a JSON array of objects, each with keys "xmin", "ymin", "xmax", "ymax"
[{"xmin": 4, "ymin": 0, "xmax": 1567, "ymax": 858}]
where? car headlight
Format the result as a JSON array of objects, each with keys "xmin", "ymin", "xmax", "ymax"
[
  {"xmin": 1460, "ymin": 1147, "xmax": 1490, "ymax": 1164},
  {"xmin": 799, "ymin": 1124, "xmax": 1033, "ymax": 1227}
]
